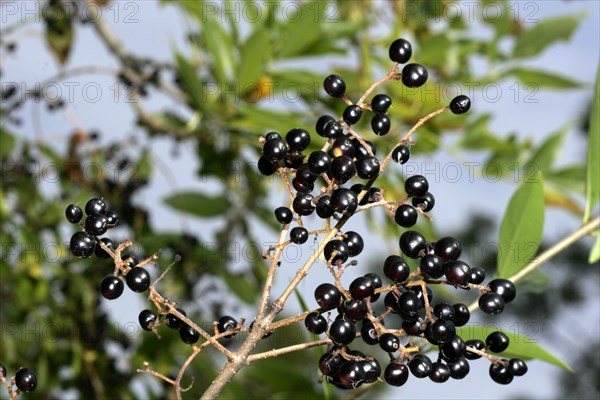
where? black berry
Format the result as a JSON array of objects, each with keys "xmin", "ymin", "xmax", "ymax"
[
  {"xmin": 274, "ymin": 207, "xmax": 293, "ymax": 224},
  {"xmin": 293, "ymin": 193, "xmax": 315, "ymax": 216},
  {"xmin": 371, "ymin": 113, "xmax": 391, "ymax": 136},
  {"xmin": 314, "ymin": 283, "xmax": 341, "ymax": 311},
  {"xmin": 70, "ymin": 231, "xmax": 96, "ymax": 258},
  {"xmin": 94, "ymin": 237, "xmax": 115, "ymax": 259},
  {"xmin": 355, "ymin": 156, "xmax": 380, "ymax": 179},
  {"xmin": 257, "ymin": 156, "xmax": 277, "ymax": 176},
  {"xmin": 420, "ymin": 254, "xmax": 446, "ymax": 279},
  {"xmin": 383, "ymin": 255, "xmax": 410, "ymax": 283},
  {"xmin": 323, "ymin": 74, "xmax": 346, "ymax": 98},
  {"xmin": 445, "ymin": 260, "xmax": 471, "ymax": 286},
  {"xmin": 100, "ymin": 276, "xmax": 124, "ymax": 300},
  {"xmin": 324, "ymin": 239, "xmax": 349, "ymax": 264},
  {"xmin": 433, "ymin": 236, "xmax": 461, "ymax": 261},
  {"xmin": 330, "ymin": 188, "xmax": 358, "ymax": 215},
  {"xmin": 465, "ymin": 339, "xmax": 485, "ymax": 360},
  {"xmin": 217, "ymin": 315, "xmax": 238, "ymax": 335},
  {"xmin": 84, "ymin": 214, "xmax": 108, "ymax": 236},
  {"xmin": 379, "ymin": 332, "xmax": 400, "ymax": 352},
  {"xmin": 105, "ymin": 210, "xmax": 120, "ymax": 227},
  {"xmin": 85, "ymin": 197, "xmax": 107, "ymax": 216},
  {"xmin": 139, "ymin": 309, "xmax": 158, "ymax": 331},
  {"xmin": 486, "ymin": 331, "xmax": 510, "ymax": 353},
  {"xmin": 429, "ymin": 362, "xmax": 450, "ymax": 383},
  {"xmin": 449, "ymin": 95, "xmax": 471, "ymax": 114},
  {"xmin": 290, "ymin": 227, "xmax": 309, "ymax": 244},
  {"xmin": 392, "ymin": 145, "xmax": 410, "ymax": 164},
  {"xmin": 316, "ymin": 195, "xmax": 335, "ymax": 218},
  {"xmin": 179, "ymin": 324, "xmax": 200, "ymax": 344},
  {"xmin": 399, "ymin": 230, "xmax": 428, "ymax": 258},
  {"xmin": 401, "ymin": 63, "xmax": 428, "ymax": 88},
  {"xmin": 384, "ymin": 362, "xmax": 409, "ymax": 386},
  {"xmin": 409, "ymin": 354, "xmax": 432, "ymax": 378},
  {"xmin": 126, "ymin": 267, "xmax": 151, "ymax": 293},
  {"xmin": 488, "ymin": 278, "xmax": 517, "ymax": 303},
  {"xmin": 304, "ymin": 312, "xmax": 328, "ymax": 334},
  {"xmin": 404, "ymin": 175, "xmax": 429, "ymax": 197},
  {"xmin": 343, "ymin": 231, "xmax": 364, "ymax": 257},
  {"xmin": 263, "ymin": 138, "xmax": 287, "ymax": 161},
  {"xmin": 479, "ymin": 292, "xmax": 505, "ymax": 315},
  {"xmin": 371, "ymin": 94, "xmax": 392, "ymax": 113},
  {"xmin": 328, "ymin": 319, "xmax": 356, "ymax": 345},
  {"xmin": 65, "ymin": 204, "xmax": 83, "ymax": 223},
  {"xmin": 15, "ymin": 368, "xmax": 37, "ymax": 392},
  {"xmin": 412, "ymin": 192, "xmax": 435, "ymax": 212},
  {"xmin": 349, "ymin": 276, "xmax": 374, "ymax": 300},
  {"xmin": 389, "ymin": 38, "xmax": 412, "ymax": 64},
  {"xmin": 307, "ymin": 151, "xmax": 331, "ymax": 175},
  {"xmin": 330, "ymin": 155, "xmax": 356, "ymax": 184},
  {"xmin": 395, "ymin": 204, "xmax": 418, "ymax": 228},
  {"xmin": 489, "ymin": 362, "xmax": 513, "ymax": 385},
  {"xmin": 166, "ymin": 308, "xmax": 187, "ymax": 329},
  {"xmin": 343, "ymin": 105, "xmax": 363, "ymax": 125},
  {"xmin": 508, "ymin": 358, "xmax": 528, "ymax": 376},
  {"xmin": 285, "ymin": 128, "xmax": 311, "ymax": 152}
]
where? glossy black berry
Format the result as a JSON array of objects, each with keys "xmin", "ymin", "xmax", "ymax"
[
  {"xmin": 486, "ymin": 331, "xmax": 510, "ymax": 353},
  {"xmin": 379, "ymin": 332, "xmax": 400, "ymax": 352},
  {"xmin": 445, "ymin": 260, "xmax": 471, "ymax": 286},
  {"xmin": 315, "ymin": 115, "xmax": 335, "ymax": 136},
  {"xmin": 263, "ymin": 138, "xmax": 287, "ymax": 161},
  {"xmin": 508, "ymin": 358, "xmax": 528, "ymax": 376},
  {"xmin": 328, "ymin": 319, "xmax": 356, "ymax": 345},
  {"xmin": 323, "ymin": 74, "xmax": 346, "ymax": 98},
  {"xmin": 95, "ymin": 237, "xmax": 115, "ymax": 259},
  {"xmin": 126, "ymin": 267, "xmax": 151, "ymax": 293},
  {"xmin": 361, "ymin": 358, "xmax": 382, "ymax": 384},
  {"xmin": 307, "ymin": 151, "xmax": 331, "ymax": 175},
  {"xmin": 489, "ymin": 362, "xmax": 513, "ymax": 385},
  {"xmin": 429, "ymin": 362, "xmax": 450, "ymax": 383},
  {"xmin": 389, "ymin": 38, "xmax": 412, "ymax": 64},
  {"xmin": 84, "ymin": 214, "xmax": 108, "ymax": 236},
  {"xmin": 399, "ymin": 230, "xmax": 428, "ymax": 258},
  {"xmin": 412, "ymin": 285, "xmax": 434, "ymax": 307},
  {"xmin": 330, "ymin": 155, "xmax": 356, "ymax": 184},
  {"xmin": 292, "ymin": 178, "xmax": 313, "ymax": 193},
  {"xmin": 324, "ymin": 239, "xmax": 349, "ymax": 264},
  {"xmin": 392, "ymin": 145, "xmax": 410, "ymax": 164},
  {"xmin": 15, "ymin": 368, "xmax": 37, "ymax": 392},
  {"xmin": 384, "ymin": 292, "xmax": 400, "ymax": 313},
  {"xmin": 398, "ymin": 291, "xmax": 421, "ymax": 316},
  {"xmin": 433, "ymin": 303, "xmax": 455, "ymax": 321},
  {"xmin": 409, "ymin": 354, "xmax": 432, "ymax": 378},
  {"xmin": 314, "ymin": 283, "xmax": 341, "ymax": 311},
  {"xmin": 257, "ymin": 156, "xmax": 277, "ymax": 176},
  {"xmin": 274, "ymin": 207, "xmax": 293, "ymax": 224},
  {"xmin": 448, "ymin": 357, "xmax": 470, "ymax": 379},
  {"xmin": 85, "ymin": 197, "xmax": 107, "ymax": 216},
  {"xmin": 265, "ymin": 131, "xmax": 282, "ymax": 141},
  {"xmin": 479, "ymin": 292, "xmax": 505, "ymax": 315},
  {"xmin": 166, "ymin": 308, "xmax": 187, "ymax": 329},
  {"xmin": 350, "ymin": 183, "xmax": 369, "ymax": 205},
  {"xmin": 349, "ymin": 276, "xmax": 374, "ymax": 300},
  {"xmin": 352, "ymin": 139, "xmax": 376, "ymax": 159},
  {"xmin": 488, "ymin": 279, "xmax": 517, "ymax": 303},
  {"xmin": 412, "ymin": 192, "xmax": 435, "ymax": 212},
  {"xmin": 404, "ymin": 175, "xmax": 429, "ymax": 197},
  {"xmin": 339, "ymin": 360, "xmax": 366, "ymax": 388},
  {"xmin": 364, "ymin": 272, "xmax": 383, "ymax": 302},
  {"xmin": 355, "ymin": 156, "xmax": 380, "ymax": 179},
  {"xmin": 104, "ymin": 210, "xmax": 119, "ymax": 227},
  {"xmin": 384, "ymin": 362, "xmax": 409, "ymax": 386},
  {"xmin": 361, "ymin": 320, "xmax": 380, "ymax": 345},
  {"xmin": 449, "ymin": 95, "xmax": 471, "ymax": 114},
  {"xmin": 394, "ymin": 204, "xmax": 418, "ymax": 228},
  {"xmin": 217, "ymin": 315, "xmax": 238, "ymax": 334},
  {"xmin": 319, "ymin": 352, "xmax": 344, "ymax": 376},
  {"xmin": 465, "ymin": 339, "xmax": 485, "ymax": 360},
  {"xmin": 179, "ymin": 324, "xmax": 200, "ymax": 344},
  {"xmin": 433, "ymin": 236, "xmax": 461, "ymax": 261},
  {"xmin": 330, "ymin": 188, "xmax": 358, "ymax": 215},
  {"xmin": 293, "ymin": 193, "xmax": 315, "ymax": 216},
  {"xmin": 469, "ymin": 267, "xmax": 486, "ymax": 284},
  {"xmin": 343, "ymin": 104, "xmax": 363, "ymax": 125},
  {"xmin": 330, "ymin": 136, "xmax": 355, "ymax": 158},
  {"xmin": 371, "ymin": 94, "xmax": 392, "ymax": 113},
  {"xmin": 138, "ymin": 309, "xmax": 158, "ymax": 331},
  {"xmin": 343, "ymin": 231, "xmax": 364, "ymax": 257},
  {"xmin": 285, "ymin": 128, "xmax": 311, "ymax": 152},
  {"xmin": 371, "ymin": 113, "xmax": 391, "ymax": 136},
  {"xmin": 316, "ymin": 195, "xmax": 335, "ymax": 218},
  {"xmin": 100, "ymin": 276, "xmax": 124, "ymax": 300},
  {"xmin": 65, "ymin": 204, "xmax": 83, "ymax": 223},
  {"xmin": 383, "ymin": 255, "xmax": 410, "ymax": 283},
  {"xmin": 426, "ymin": 319, "xmax": 456, "ymax": 344},
  {"xmin": 441, "ymin": 335, "xmax": 466, "ymax": 360},
  {"xmin": 70, "ymin": 231, "xmax": 95, "ymax": 258},
  {"xmin": 452, "ymin": 303, "xmax": 470, "ymax": 327},
  {"xmin": 290, "ymin": 227, "xmax": 309, "ymax": 244},
  {"xmin": 420, "ymin": 254, "xmax": 445, "ymax": 278},
  {"xmin": 295, "ymin": 164, "xmax": 317, "ymax": 185},
  {"xmin": 304, "ymin": 312, "xmax": 328, "ymax": 334},
  {"xmin": 401, "ymin": 63, "xmax": 428, "ymax": 88},
  {"xmin": 341, "ymin": 299, "xmax": 368, "ymax": 321}
]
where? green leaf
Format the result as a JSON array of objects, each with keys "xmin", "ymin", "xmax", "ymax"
[
  {"xmin": 0, "ymin": 128, "xmax": 16, "ymax": 158},
  {"xmin": 516, "ymin": 268, "xmax": 550, "ymax": 294},
  {"xmin": 175, "ymin": 53, "xmax": 207, "ymax": 113},
  {"xmin": 236, "ymin": 28, "xmax": 270, "ymax": 88},
  {"xmin": 584, "ymin": 64, "xmax": 600, "ymax": 223},
  {"xmin": 502, "ymin": 68, "xmax": 582, "ymax": 89},
  {"xmin": 513, "ymin": 15, "xmax": 581, "ymax": 59},
  {"xmin": 131, "ymin": 150, "xmax": 152, "ymax": 181},
  {"xmin": 545, "ymin": 165, "xmax": 586, "ymax": 194},
  {"xmin": 217, "ymin": 270, "xmax": 258, "ymax": 304},
  {"xmin": 164, "ymin": 191, "xmax": 230, "ymax": 218},
  {"xmin": 590, "ymin": 235, "xmax": 599, "ymax": 264},
  {"xmin": 275, "ymin": 1, "xmax": 324, "ymax": 58},
  {"xmin": 497, "ymin": 172, "xmax": 545, "ymax": 277},
  {"xmin": 456, "ymin": 325, "xmax": 571, "ymax": 371},
  {"xmin": 44, "ymin": 0, "xmax": 73, "ymax": 65},
  {"xmin": 527, "ymin": 127, "xmax": 568, "ymax": 172},
  {"xmin": 203, "ymin": 15, "xmax": 235, "ymax": 84}
]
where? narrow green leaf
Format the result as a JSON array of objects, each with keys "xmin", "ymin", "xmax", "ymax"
[
  {"xmin": 164, "ymin": 191, "xmax": 229, "ymax": 218},
  {"xmin": 590, "ymin": 235, "xmax": 600, "ymax": 264},
  {"xmin": 44, "ymin": 0, "xmax": 73, "ymax": 65},
  {"xmin": 275, "ymin": 1, "xmax": 323, "ymax": 58},
  {"xmin": 217, "ymin": 270, "xmax": 258, "ymax": 304},
  {"xmin": 513, "ymin": 15, "xmax": 581, "ymax": 59},
  {"xmin": 527, "ymin": 127, "xmax": 568, "ymax": 172},
  {"xmin": 175, "ymin": 53, "xmax": 207, "ymax": 113},
  {"xmin": 236, "ymin": 28, "xmax": 269, "ymax": 88},
  {"xmin": 516, "ymin": 268, "xmax": 550, "ymax": 294},
  {"xmin": 502, "ymin": 67, "xmax": 582, "ymax": 89},
  {"xmin": 456, "ymin": 325, "xmax": 571, "ymax": 371},
  {"xmin": 203, "ymin": 16, "xmax": 235, "ymax": 84},
  {"xmin": 0, "ymin": 128, "xmax": 16, "ymax": 158},
  {"xmin": 584, "ymin": 64, "xmax": 600, "ymax": 223},
  {"xmin": 497, "ymin": 172, "xmax": 545, "ymax": 277},
  {"xmin": 545, "ymin": 165, "xmax": 586, "ymax": 194}
]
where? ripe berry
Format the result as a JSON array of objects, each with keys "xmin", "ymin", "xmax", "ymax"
[
  {"xmin": 384, "ymin": 292, "xmax": 400, "ymax": 313},
  {"xmin": 274, "ymin": 207, "xmax": 293, "ymax": 224},
  {"xmin": 445, "ymin": 260, "xmax": 471, "ymax": 286},
  {"xmin": 138, "ymin": 309, "xmax": 158, "ymax": 331},
  {"xmin": 486, "ymin": 331, "xmax": 510, "ymax": 353},
  {"xmin": 15, "ymin": 368, "xmax": 37, "ymax": 392},
  {"xmin": 394, "ymin": 204, "xmax": 417, "ymax": 227},
  {"xmin": 343, "ymin": 104, "xmax": 363, "ymax": 125},
  {"xmin": 408, "ymin": 354, "xmax": 432, "ymax": 378},
  {"xmin": 323, "ymin": 74, "xmax": 346, "ymax": 98},
  {"xmin": 319, "ymin": 352, "xmax": 344, "ymax": 376},
  {"xmin": 0, "ymin": 363, "xmax": 5, "ymax": 378},
  {"xmin": 429, "ymin": 362, "xmax": 450, "ymax": 383},
  {"xmin": 304, "ymin": 312, "xmax": 328, "ymax": 334},
  {"xmin": 465, "ymin": 339, "xmax": 485, "ymax": 360},
  {"xmin": 448, "ymin": 357, "xmax": 470, "ymax": 379},
  {"xmin": 426, "ymin": 319, "xmax": 456, "ymax": 344},
  {"xmin": 316, "ymin": 195, "xmax": 335, "ymax": 218},
  {"xmin": 330, "ymin": 188, "xmax": 358, "ymax": 215},
  {"xmin": 339, "ymin": 360, "xmax": 366, "ymax": 388},
  {"xmin": 452, "ymin": 303, "xmax": 470, "ymax": 327},
  {"xmin": 105, "ymin": 210, "xmax": 119, "ymax": 227},
  {"xmin": 371, "ymin": 94, "xmax": 392, "ymax": 113},
  {"xmin": 379, "ymin": 332, "xmax": 400, "ymax": 352},
  {"xmin": 404, "ymin": 175, "xmax": 429, "ymax": 197},
  {"xmin": 412, "ymin": 192, "xmax": 435, "ymax": 212},
  {"xmin": 479, "ymin": 292, "xmax": 505, "ymax": 315},
  {"xmin": 330, "ymin": 136, "xmax": 355, "ymax": 158},
  {"xmin": 441, "ymin": 335, "xmax": 466, "ymax": 360},
  {"xmin": 166, "ymin": 308, "xmax": 187, "ymax": 329},
  {"xmin": 126, "ymin": 267, "xmax": 151, "ymax": 293},
  {"xmin": 384, "ymin": 362, "xmax": 409, "ymax": 386},
  {"xmin": 392, "ymin": 145, "xmax": 410, "ymax": 164},
  {"xmin": 361, "ymin": 358, "xmax": 382, "ymax": 383},
  {"xmin": 352, "ymin": 139, "xmax": 376, "ymax": 159},
  {"xmin": 412, "ymin": 285, "xmax": 433, "ymax": 307},
  {"xmin": 100, "ymin": 276, "xmax": 124, "ymax": 300},
  {"xmin": 469, "ymin": 267, "xmax": 486, "ymax": 284},
  {"xmin": 389, "ymin": 38, "xmax": 412, "ymax": 63},
  {"xmin": 324, "ymin": 239, "xmax": 349, "ymax": 264},
  {"xmin": 488, "ymin": 278, "xmax": 517, "ymax": 303},
  {"xmin": 179, "ymin": 324, "xmax": 200, "ymax": 344},
  {"xmin": 449, "ymin": 95, "xmax": 471, "ymax": 114},
  {"xmin": 293, "ymin": 193, "xmax": 315, "ymax": 216},
  {"xmin": 350, "ymin": 183, "xmax": 369, "ymax": 205},
  {"xmin": 349, "ymin": 276, "xmax": 374, "ymax": 300},
  {"xmin": 292, "ymin": 178, "xmax": 313, "ymax": 193},
  {"xmin": 285, "ymin": 128, "xmax": 311, "ymax": 151},
  {"xmin": 360, "ymin": 320, "xmax": 379, "ymax": 345},
  {"xmin": 307, "ymin": 151, "xmax": 331, "ymax": 175},
  {"xmin": 399, "ymin": 230, "xmax": 428, "ymax": 258},
  {"xmin": 433, "ymin": 303, "xmax": 455, "ymax": 321},
  {"xmin": 285, "ymin": 152, "xmax": 304, "ymax": 169},
  {"xmin": 65, "ymin": 204, "xmax": 83, "ymax": 223},
  {"xmin": 295, "ymin": 164, "xmax": 317, "ymax": 185},
  {"xmin": 433, "ymin": 236, "xmax": 461, "ymax": 261},
  {"xmin": 85, "ymin": 197, "xmax": 107, "ymax": 216},
  {"xmin": 315, "ymin": 115, "xmax": 336, "ymax": 137},
  {"xmin": 265, "ymin": 131, "xmax": 282, "ymax": 141},
  {"xmin": 341, "ymin": 299, "xmax": 368, "ymax": 321},
  {"xmin": 257, "ymin": 156, "xmax": 277, "ymax": 176},
  {"xmin": 95, "ymin": 237, "xmax": 115, "ymax": 259},
  {"xmin": 290, "ymin": 227, "xmax": 309, "ymax": 244},
  {"xmin": 330, "ymin": 155, "xmax": 356, "ymax": 183},
  {"xmin": 371, "ymin": 113, "xmax": 391, "ymax": 136},
  {"xmin": 263, "ymin": 138, "xmax": 287, "ymax": 161},
  {"xmin": 401, "ymin": 63, "xmax": 428, "ymax": 88},
  {"xmin": 383, "ymin": 255, "xmax": 410, "ymax": 283},
  {"xmin": 217, "ymin": 315, "xmax": 238, "ymax": 334},
  {"xmin": 508, "ymin": 358, "xmax": 528, "ymax": 376},
  {"xmin": 398, "ymin": 291, "xmax": 421, "ymax": 316},
  {"xmin": 364, "ymin": 272, "xmax": 383, "ymax": 301},
  {"xmin": 328, "ymin": 319, "xmax": 356, "ymax": 345},
  {"xmin": 70, "ymin": 231, "xmax": 96, "ymax": 258},
  {"xmin": 84, "ymin": 214, "xmax": 108, "ymax": 236},
  {"xmin": 489, "ymin": 362, "xmax": 513, "ymax": 385},
  {"xmin": 420, "ymin": 254, "xmax": 445, "ymax": 278},
  {"xmin": 314, "ymin": 283, "xmax": 341, "ymax": 311},
  {"xmin": 343, "ymin": 231, "xmax": 364, "ymax": 257}
]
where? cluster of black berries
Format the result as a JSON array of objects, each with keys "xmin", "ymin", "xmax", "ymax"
[
  {"xmin": 260, "ymin": 38, "xmax": 523, "ymax": 389},
  {"xmin": 0, "ymin": 364, "xmax": 37, "ymax": 394}
]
